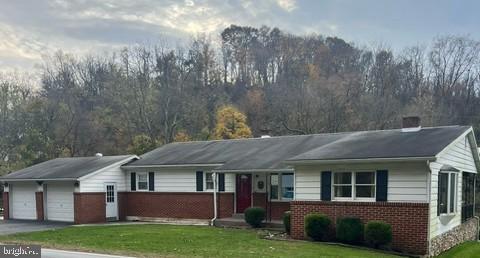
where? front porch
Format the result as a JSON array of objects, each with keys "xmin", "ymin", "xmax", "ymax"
[
  {"xmin": 214, "ymin": 213, "xmax": 284, "ymax": 229},
  {"xmin": 216, "ymin": 171, "xmax": 293, "ymax": 221}
]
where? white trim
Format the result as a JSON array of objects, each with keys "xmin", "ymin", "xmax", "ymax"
[
  {"xmin": 1, "ymin": 178, "xmax": 77, "ymax": 182},
  {"xmin": 122, "ymin": 164, "xmax": 223, "ymax": 169},
  {"xmin": 213, "ymin": 168, "xmax": 295, "ymax": 173},
  {"xmin": 285, "ymin": 156, "xmax": 436, "ymax": 165},
  {"xmin": 438, "ymin": 171, "xmax": 459, "ymax": 216}
]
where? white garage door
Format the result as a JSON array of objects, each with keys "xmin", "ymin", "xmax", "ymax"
[
  {"xmin": 45, "ymin": 182, "xmax": 74, "ymax": 222},
  {"xmin": 11, "ymin": 183, "xmax": 37, "ymax": 220}
]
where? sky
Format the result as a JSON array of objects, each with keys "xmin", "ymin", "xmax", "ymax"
[{"xmin": 0, "ymin": 0, "xmax": 479, "ymax": 73}]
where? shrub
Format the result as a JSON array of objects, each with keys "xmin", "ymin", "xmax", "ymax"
[
  {"xmin": 244, "ymin": 207, "xmax": 266, "ymax": 228},
  {"xmin": 364, "ymin": 221, "xmax": 392, "ymax": 248},
  {"xmin": 304, "ymin": 213, "xmax": 331, "ymax": 241},
  {"xmin": 336, "ymin": 217, "xmax": 364, "ymax": 244},
  {"xmin": 283, "ymin": 211, "xmax": 291, "ymax": 234}
]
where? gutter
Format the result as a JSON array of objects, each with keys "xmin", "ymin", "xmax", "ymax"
[
  {"xmin": 284, "ymin": 156, "xmax": 437, "ymax": 165},
  {"xmin": 211, "ymin": 172, "xmax": 218, "ymax": 226},
  {"xmin": 0, "ymin": 178, "xmax": 78, "ymax": 182},
  {"xmin": 122, "ymin": 164, "xmax": 224, "ymax": 169}
]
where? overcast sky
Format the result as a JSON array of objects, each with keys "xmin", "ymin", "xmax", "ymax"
[{"xmin": 1, "ymin": 0, "xmax": 479, "ymax": 73}]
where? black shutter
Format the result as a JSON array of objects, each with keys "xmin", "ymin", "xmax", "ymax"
[
  {"xmin": 148, "ymin": 172, "xmax": 155, "ymax": 191},
  {"xmin": 218, "ymin": 173, "xmax": 225, "ymax": 192},
  {"xmin": 196, "ymin": 171, "xmax": 203, "ymax": 191},
  {"xmin": 131, "ymin": 172, "xmax": 136, "ymax": 191},
  {"xmin": 376, "ymin": 170, "xmax": 388, "ymax": 201},
  {"xmin": 321, "ymin": 171, "xmax": 332, "ymax": 201}
]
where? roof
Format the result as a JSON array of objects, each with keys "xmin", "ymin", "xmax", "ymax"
[
  {"xmin": 1, "ymin": 155, "xmax": 136, "ymax": 180},
  {"xmin": 124, "ymin": 126, "xmax": 472, "ymax": 171}
]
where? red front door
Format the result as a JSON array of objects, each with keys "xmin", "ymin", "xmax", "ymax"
[{"xmin": 236, "ymin": 174, "xmax": 252, "ymax": 213}]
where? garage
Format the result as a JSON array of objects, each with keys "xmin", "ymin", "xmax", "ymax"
[
  {"xmin": 45, "ymin": 182, "xmax": 74, "ymax": 222},
  {"xmin": 10, "ymin": 182, "xmax": 37, "ymax": 220}
]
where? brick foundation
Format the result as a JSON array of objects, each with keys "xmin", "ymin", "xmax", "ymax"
[
  {"xmin": 429, "ymin": 217, "xmax": 479, "ymax": 257},
  {"xmin": 291, "ymin": 201, "xmax": 429, "ymax": 255},
  {"xmin": 123, "ymin": 192, "xmax": 234, "ymax": 220},
  {"xmin": 252, "ymin": 193, "xmax": 290, "ymax": 220},
  {"xmin": 2, "ymin": 192, "xmax": 8, "ymax": 220},
  {"xmin": 35, "ymin": 192, "xmax": 44, "ymax": 221},
  {"xmin": 74, "ymin": 192, "xmax": 106, "ymax": 224}
]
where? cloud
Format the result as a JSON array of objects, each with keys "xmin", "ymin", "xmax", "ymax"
[{"xmin": 275, "ymin": 0, "xmax": 297, "ymax": 12}]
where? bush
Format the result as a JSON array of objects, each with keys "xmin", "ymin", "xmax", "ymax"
[
  {"xmin": 304, "ymin": 213, "xmax": 331, "ymax": 241},
  {"xmin": 336, "ymin": 217, "xmax": 364, "ymax": 244},
  {"xmin": 244, "ymin": 207, "xmax": 266, "ymax": 228},
  {"xmin": 364, "ymin": 221, "xmax": 392, "ymax": 248},
  {"xmin": 283, "ymin": 211, "xmax": 291, "ymax": 234}
]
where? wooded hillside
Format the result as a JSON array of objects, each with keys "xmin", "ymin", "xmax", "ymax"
[{"xmin": 1, "ymin": 25, "xmax": 480, "ymax": 174}]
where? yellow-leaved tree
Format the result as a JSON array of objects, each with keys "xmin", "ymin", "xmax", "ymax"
[{"xmin": 214, "ymin": 106, "xmax": 252, "ymax": 140}]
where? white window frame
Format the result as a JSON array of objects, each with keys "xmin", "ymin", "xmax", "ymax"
[
  {"xmin": 269, "ymin": 173, "xmax": 294, "ymax": 201},
  {"xmin": 205, "ymin": 172, "xmax": 214, "ymax": 191},
  {"xmin": 438, "ymin": 171, "xmax": 458, "ymax": 216},
  {"xmin": 136, "ymin": 172, "xmax": 149, "ymax": 191},
  {"xmin": 332, "ymin": 171, "xmax": 376, "ymax": 201}
]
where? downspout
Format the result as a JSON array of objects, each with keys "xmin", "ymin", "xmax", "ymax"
[{"xmin": 211, "ymin": 172, "xmax": 217, "ymax": 226}]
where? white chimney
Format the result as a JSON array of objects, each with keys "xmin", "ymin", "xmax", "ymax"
[
  {"xmin": 260, "ymin": 135, "xmax": 271, "ymax": 138},
  {"xmin": 95, "ymin": 153, "xmax": 103, "ymax": 157}
]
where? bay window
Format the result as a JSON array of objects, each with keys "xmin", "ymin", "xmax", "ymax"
[
  {"xmin": 333, "ymin": 172, "xmax": 375, "ymax": 200},
  {"xmin": 438, "ymin": 172, "xmax": 457, "ymax": 215},
  {"xmin": 270, "ymin": 173, "xmax": 294, "ymax": 200}
]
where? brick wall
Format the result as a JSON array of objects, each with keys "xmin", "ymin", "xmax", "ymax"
[
  {"xmin": 74, "ymin": 192, "xmax": 106, "ymax": 224},
  {"xmin": 122, "ymin": 192, "xmax": 234, "ymax": 220},
  {"xmin": 252, "ymin": 193, "xmax": 290, "ymax": 220},
  {"xmin": 35, "ymin": 192, "xmax": 44, "ymax": 221},
  {"xmin": 2, "ymin": 192, "xmax": 8, "ymax": 220},
  {"xmin": 291, "ymin": 201, "xmax": 429, "ymax": 255}
]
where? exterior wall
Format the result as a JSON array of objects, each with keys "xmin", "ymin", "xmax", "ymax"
[
  {"xmin": 125, "ymin": 169, "xmax": 235, "ymax": 193},
  {"xmin": 429, "ymin": 133, "xmax": 477, "ymax": 240},
  {"xmin": 295, "ymin": 162, "xmax": 430, "ymax": 202},
  {"xmin": 79, "ymin": 157, "xmax": 136, "ymax": 192},
  {"xmin": 252, "ymin": 193, "xmax": 290, "ymax": 220},
  {"xmin": 2, "ymin": 192, "xmax": 8, "ymax": 220},
  {"xmin": 122, "ymin": 192, "xmax": 234, "ymax": 220},
  {"xmin": 73, "ymin": 192, "xmax": 106, "ymax": 224},
  {"xmin": 429, "ymin": 217, "xmax": 479, "ymax": 257},
  {"xmin": 35, "ymin": 192, "xmax": 44, "ymax": 221},
  {"xmin": 291, "ymin": 201, "xmax": 429, "ymax": 255}
]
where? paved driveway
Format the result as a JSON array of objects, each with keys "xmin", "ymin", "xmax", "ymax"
[{"xmin": 0, "ymin": 220, "xmax": 71, "ymax": 235}]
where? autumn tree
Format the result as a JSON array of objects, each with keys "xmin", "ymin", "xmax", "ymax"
[{"xmin": 214, "ymin": 106, "xmax": 252, "ymax": 140}]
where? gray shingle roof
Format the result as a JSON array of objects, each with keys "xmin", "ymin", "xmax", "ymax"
[
  {"xmin": 125, "ymin": 126, "xmax": 471, "ymax": 171},
  {"xmin": 1, "ymin": 155, "xmax": 136, "ymax": 180}
]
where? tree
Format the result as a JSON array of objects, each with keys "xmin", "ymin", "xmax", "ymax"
[{"xmin": 214, "ymin": 106, "xmax": 252, "ymax": 139}]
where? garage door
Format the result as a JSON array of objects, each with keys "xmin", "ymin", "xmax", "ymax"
[
  {"xmin": 45, "ymin": 182, "xmax": 74, "ymax": 222},
  {"xmin": 11, "ymin": 183, "xmax": 37, "ymax": 220}
]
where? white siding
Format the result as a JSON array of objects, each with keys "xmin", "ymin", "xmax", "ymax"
[
  {"xmin": 125, "ymin": 169, "xmax": 235, "ymax": 192},
  {"xmin": 429, "ymin": 133, "xmax": 477, "ymax": 240},
  {"xmin": 294, "ymin": 162, "xmax": 429, "ymax": 202},
  {"xmin": 80, "ymin": 165, "xmax": 127, "ymax": 192}
]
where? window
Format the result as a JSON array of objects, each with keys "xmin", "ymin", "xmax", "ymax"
[
  {"xmin": 137, "ymin": 173, "xmax": 148, "ymax": 191},
  {"xmin": 462, "ymin": 172, "xmax": 475, "ymax": 222},
  {"xmin": 270, "ymin": 173, "xmax": 294, "ymax": 200},
  {"xmin": 438, "ymin": 172, "xmax": 457, "ymax": 215},
  {"xmin": 205, "ymin": 173, "xmax": 214, "ymax": 190},
  {"xmin": 333, "ymin": 172, "xmax": 375, "ymax": 200}
]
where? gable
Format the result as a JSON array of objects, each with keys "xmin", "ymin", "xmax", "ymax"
[{"xmin": 436, "ymin": 132, "xmax": 478, "ymax": 173}]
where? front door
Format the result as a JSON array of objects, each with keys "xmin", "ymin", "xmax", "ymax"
[
  {"xmin": 236, "ymin": 174, "xmax": 252, "ymax": 213},
  {"xmin": 105, "ymin": 183, "xmax": 118, "ymax": 220}
]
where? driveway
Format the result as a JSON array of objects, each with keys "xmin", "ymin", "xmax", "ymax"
[
  {"xmin": 0, "ymin": 220, "xmax": 71, "ymax": 235},
  {"xmin": 42, "ymin": 249, "xmax": 134, "ymax": 258}
]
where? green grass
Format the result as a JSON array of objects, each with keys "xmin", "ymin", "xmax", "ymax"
[
  {"xmin": 436, "ymin": 241, "xmax": 480, "ymax": 258},
  {"xmin": 0, "ymin": 224, "xmax": 399, "ymax": 258}
]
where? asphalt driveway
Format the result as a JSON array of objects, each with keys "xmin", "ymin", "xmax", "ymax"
[{"xmin": 0, "ymin": 219, "xmax": 71, "ymax": 235}]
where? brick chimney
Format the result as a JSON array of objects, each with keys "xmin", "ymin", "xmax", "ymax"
[{"xmin": 402, "ymin": 116, "xmax": 421, "ymax": 132}]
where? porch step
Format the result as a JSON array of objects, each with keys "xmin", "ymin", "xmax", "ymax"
[{"xmin": 231, "ymin": 213, "xmax": 244, "ymax": 219}]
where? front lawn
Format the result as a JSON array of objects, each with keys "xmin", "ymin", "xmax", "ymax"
[
  {"xmin": 0, "ymin": 224, "xmax": 399, "ymax": 258},
  {"xmin": 436, "ymin": 241, "xmax": 480, "ymax": 258}
]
